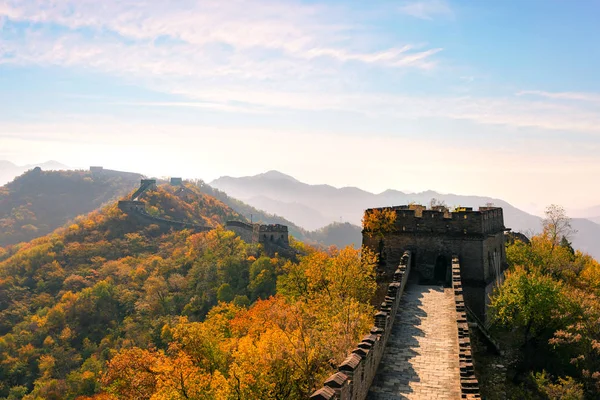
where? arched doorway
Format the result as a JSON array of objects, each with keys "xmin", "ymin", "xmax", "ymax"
[{"xmin": 434, "ymin": 255, "xmax": 448, "ymax": 283}]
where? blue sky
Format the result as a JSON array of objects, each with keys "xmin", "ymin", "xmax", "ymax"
[{"xmin": 1, "ymin": 0, "xmax": 599, "ymax": 215}]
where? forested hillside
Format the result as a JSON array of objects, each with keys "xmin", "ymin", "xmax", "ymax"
[
  {"xmin": 0, "ymin": 169, "xmax": 141, "ymax": 247},
  {"xmin": 0, "ymin": 184, "xmax": 375, "ymax": 399},
  {"xmin": 488, "ymin": 207, "xmax": 600, "ymax": 399}
]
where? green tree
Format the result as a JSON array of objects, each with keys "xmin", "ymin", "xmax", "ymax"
[
  {"xmin": 216, "ymin": 284, "xmax": 234, "ymax": 303},
  {"xmin": 490, "ymin": 266, "xmax": 570, "ymax": 344}
]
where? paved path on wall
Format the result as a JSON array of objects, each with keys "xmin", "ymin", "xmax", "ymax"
[{"xmin": 367, "ymin": 283, "xmax": 461, "ymax": 400}]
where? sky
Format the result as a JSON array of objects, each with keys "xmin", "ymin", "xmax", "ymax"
[{"xmin": 1, "ymin": 0, "xmax": 600, "ymax": 216}]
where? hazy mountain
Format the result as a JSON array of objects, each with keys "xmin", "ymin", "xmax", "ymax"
[
  {"xmin": 571, "ymin": 205, "xmax": 600, "ymax": 219},
  {"xmin": 0, "ymin": 160, "xmax": 69, "ymax": 186},
  {"xmin": 244, "ymin": 195, "xmax": 331, "ymax": 231},
  {"xmin": 211, "ymin": 171, "xmax": 600, "ymax": 260}
]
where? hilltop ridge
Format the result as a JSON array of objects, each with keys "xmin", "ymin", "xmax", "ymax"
[
  {"xmin": 0, "ymin": 168, "xmax": 141, "ymax": 246},
  {"xmin": 0, "ymin": 160, "xmax": 69, "ymax": 186}
]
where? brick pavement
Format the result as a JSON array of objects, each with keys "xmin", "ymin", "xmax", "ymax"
[{"xmin": 367, "ymin": 283, "xmax": 461, "ymax": 400}]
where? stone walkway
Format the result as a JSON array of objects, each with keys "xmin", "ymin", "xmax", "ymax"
[{"xmin": 367, "ymin": 284, "xmax": 461, "ymax": 400}]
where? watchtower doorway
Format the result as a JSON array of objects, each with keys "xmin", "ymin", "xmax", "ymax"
[{"xmin": 434, "ymin": 255, "xmax": 448, "ymax": 284}]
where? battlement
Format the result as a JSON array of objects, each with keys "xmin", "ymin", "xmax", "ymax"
[
  {"xmin": 118, "ymin": 200, "xmax": 145, "ymax": 213},
  {"xmin": 170, "ymin": 177, "xmax": 183, "ymax": 186},
  {"xmin": 364, "ymin": 205, "xmax": 505, "ymax": 236},
  {"xmin": 258, "ymin": 224, "xmax": 288, "ymax": 233}
]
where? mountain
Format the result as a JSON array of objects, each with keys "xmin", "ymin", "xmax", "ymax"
[
  {"xmin": 244, "ymin": 195, "xmax": 331, "ymax": 231},
  {"xmin": 570, "ymin": 204, "xmax": 600, "ymax": 226},
  {"xmin": 0, "ymin": 160, "xmax": 69, "ymax": 186},
  {"xmin": 211, "ymin": 171, "xmax": 600, "ymax": 259},
  {"xmin": 0, "ymin": 168, "xmax": 141, "ymax": 246},
  {"xmin": 0, "ymin": 183, "xmax": 265, "ymax": 398}
]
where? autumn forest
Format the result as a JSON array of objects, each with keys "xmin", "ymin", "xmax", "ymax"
[{"xmin": 0, "ymin": 169, "xmax": 600, "ymax": 399}]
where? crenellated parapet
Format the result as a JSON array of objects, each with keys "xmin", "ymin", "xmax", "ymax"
[
  {"xmin": 309, "ymin": 251, "xmax": 412, "ymax": 400},
  {"xmin": 363, "ymin": 206, "xmax": 505, "ymax": 237},
  {"xmin": 452, "ymin": 256, "xmax": 482, "ymax": 399}
]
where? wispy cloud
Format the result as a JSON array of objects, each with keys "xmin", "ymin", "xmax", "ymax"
[
  {"xmin": 112, "ymin": 101, "xmax": 268, "ymax": 114},
  {"xmin": 398, "ymin": 0, "xmax": 454, "ymax": 20},
  {"xmin": 0, "ymin": 0, "xmax": 440, "ymax": 71},
  {"xmin": 517, "ymin": 90, "xmax": 600, "ymax": 103}
]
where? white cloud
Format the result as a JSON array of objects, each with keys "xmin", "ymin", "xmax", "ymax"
[
  {"xmin": 0, "ymin": 0, "xmax": 439, "ymax": 70},
  {"xmin": 398, "ymin": 0, "xmax": 453, "ymax": 20},
  {"xmin": 517, "ymin": 90, "xmax": 600, "ymax": 103}
]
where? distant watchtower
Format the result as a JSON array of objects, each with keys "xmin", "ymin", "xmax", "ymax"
[
  {"xmin": 362, "ymin": 205, "xmax": 508, "ymax": 322},
  {"xmin": 225, "ymin": 221, "xmax": 290, "ymax": 248}
]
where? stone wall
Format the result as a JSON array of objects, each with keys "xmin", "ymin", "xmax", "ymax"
[
  {"xmin": 118, "ymin": 200, "xmax": 212, "ymax": 233},
  {"xmin": 309, "ymin": 251, "xmax": 412, "ymax": 400},
  {"xmin": 226, "ymin": 220, "xmax": 260, "ymax": 243},
  {"xmin": 452, "ymin": 256, "xmax": 481, "ymax": 399}
]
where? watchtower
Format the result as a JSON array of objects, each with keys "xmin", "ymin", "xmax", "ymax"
[
  {"xmin": 258, "ymin": 224, "xmax": 289, "ymax": 247},
  {"xmin": 362, "ymin": 205, "xmax": 507, "ymax": 322}
]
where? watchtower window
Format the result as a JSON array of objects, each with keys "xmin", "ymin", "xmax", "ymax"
[
  {"xmin": 270, "ymin": 234, "xmax": 274, "ymax": 241},
  {"xmin": 463, "ymin": 229, "xmax": 467, "ymax": 234},
  {"xmin": 464, "ymin": 215, "xmax": 467, "ymax": 219}
]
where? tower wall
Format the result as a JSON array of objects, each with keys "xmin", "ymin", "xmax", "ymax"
[{"xmin": 363, "ymin": 206, "xmax": 507, "ymax": 322}]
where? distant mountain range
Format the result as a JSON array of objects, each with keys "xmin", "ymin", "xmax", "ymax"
[
  {"xmin": 211, "ymin": 170, "xmax": 600, "ymax": 259},
  {"xmin": 571, "ymin": 205, "xmax": 600, "ymax": 225},
  {"xmin": 2, "ymin": 164, "xmax": 598, "ymax": 258},
  {"xmin": 0, "ymin": 160, "xmax": 69, "ymax": 186}
]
